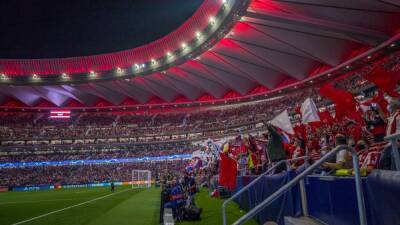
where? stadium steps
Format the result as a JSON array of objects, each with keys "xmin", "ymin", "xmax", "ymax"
[
  {"xmin": 284, "ymin": 216, "xmax": 326, "ymax": 225},
  {"xmin": 163, "ymin": 208, "xmax": 174, "ymax": 225}
]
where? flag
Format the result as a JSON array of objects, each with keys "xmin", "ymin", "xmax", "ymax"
[
  {"xmin": 301, "ymin": 98, "xmax": 320, "ymax": 124},
  {"xmin": 281, "ymin": 132, "xmax": 291, "ymax": 144},
  {"xmin": 318, "ymin": 111, "xmax": 333, "ymax": 125},
  {"xmin": 364, "ymin": 66, "xmax": 400, "ymax": 97},
  {"xmin": 266, "ymin": 125, "xmax": 287, "ymax": 162},
  {"xmin": 319, "ymin": 83, "xmax": 362, "ymax": 123},
  {"xmin": 360, "ymin": 91, "xmax": 389, "ymax": 114},
  {"xmin": 247, "ymin": 153, "xmax": 258, "ymax": 169},
  {"xmin": 218, "ymin": 153, "xmax": 237, "ymax": 191},
  {"xmin": 294, "ymin": 124, "xmax": 307, "ymax": 141},
  {"xmin": 270, "ymin": 110, "xmax": 294, "ymax": 134}
]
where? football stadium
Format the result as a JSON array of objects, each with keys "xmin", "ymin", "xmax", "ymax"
[{"xmin": 1, "ymin": 0, "xmax": 400, "ymax": 225}]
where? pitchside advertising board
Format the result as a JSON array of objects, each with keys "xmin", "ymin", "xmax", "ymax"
[
  {"xmin": 13, "ymin": 185, "xmax": 55, "ymax": 191},
  {"xmin": 10, "ymin": 181, "xmax": 143, "ymax": 191}
]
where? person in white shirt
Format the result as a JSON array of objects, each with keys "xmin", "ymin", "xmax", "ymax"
[
  {"xmin": 380, "ymin": 98, "xmax": 400, "ymax": 170},
  {"xmin": 323, "ymin": 134, "xmax": 352, "ymax": 170}
]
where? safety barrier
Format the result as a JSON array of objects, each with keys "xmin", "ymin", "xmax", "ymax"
[
  {"xmin": 383, "ymin": 133, "xmax": 400, "ymax": 171},
  {"xmin": 231, "ymin": 145, "xmax": 367, "ymax": 225},
  {"xmin": 221, "ymin": 156, "xmax": 309, "ymax": 225}
]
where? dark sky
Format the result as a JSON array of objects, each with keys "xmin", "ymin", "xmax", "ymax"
[{"xmin": 0, "ymin": 0, "xmax": 203, "ymax": 59}]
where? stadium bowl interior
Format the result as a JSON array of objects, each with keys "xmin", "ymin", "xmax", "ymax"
[{"xmin": 1, "ymin": 1, "xmax": 400, "ymax": 225}]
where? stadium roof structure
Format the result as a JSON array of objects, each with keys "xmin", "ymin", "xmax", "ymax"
[{"xmin": 1, "ymin": 0, "xmax": 400, "ymax": 110}]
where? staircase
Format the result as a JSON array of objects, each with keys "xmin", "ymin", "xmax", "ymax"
[{"xmin": 284, "ymin": 216, "xmax": 325, "ymax": 225}]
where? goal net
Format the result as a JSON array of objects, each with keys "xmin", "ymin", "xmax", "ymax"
[{"xmin": 131, "ymin": 170, "xmax": 151, "ymax": 189}]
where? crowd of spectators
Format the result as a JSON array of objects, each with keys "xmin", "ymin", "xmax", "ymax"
[
  {"xmin": 0, "ymin": 160, "xmax": 189, "ymax": 187},
  {"xmin": 0, "ymin": 78, "xmax": 367, "ymax": 147},
  {"xmin": 0, "ymin": 142, "xmax": 197, "ymax": 163},
  {"xmin": 0, "ymin": 51, "xmax": 399, "ymax": 189}
]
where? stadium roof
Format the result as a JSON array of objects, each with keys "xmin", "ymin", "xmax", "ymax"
[{"xmin": 1, "ymin": 0, "xmax": 400, "ymax": 109}]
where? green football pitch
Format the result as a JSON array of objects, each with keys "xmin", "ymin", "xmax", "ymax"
[{"xmin": 0, "ymin": 186, "xmax": 258, "ymax": 225}]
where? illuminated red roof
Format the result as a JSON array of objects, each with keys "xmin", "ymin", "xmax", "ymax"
[{"xmin": 1, "ymin": 0, "xmax": 400, "ymax": 109}]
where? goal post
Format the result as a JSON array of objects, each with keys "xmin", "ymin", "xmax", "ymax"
[{"xmin": 131, "ymin": 170, "xmax": 151, "ymax": 189}]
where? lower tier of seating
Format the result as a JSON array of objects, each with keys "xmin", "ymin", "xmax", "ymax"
[{"xmin": 233, "ymin": 170, "xmax": 400, "ymax": 225}]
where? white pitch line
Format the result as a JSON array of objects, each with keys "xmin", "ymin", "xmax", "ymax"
[
  {"xmin": 12, "ymin": 188, "xmax": 133, "ymax": 225},
  {"xmin": 0, "ymin": 197, "xmax": 92, "ymax": 205}
]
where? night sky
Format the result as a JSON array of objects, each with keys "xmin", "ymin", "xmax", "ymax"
[{"xmin": 0, "ymin": 0, "xmax": 204, "ymax": 59}]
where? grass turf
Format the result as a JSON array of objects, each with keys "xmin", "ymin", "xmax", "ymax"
[
  {"xmin": 179, "ymin": 189, "xmax": 258, "ymax": 225},
  {"xmin": 0, "ymin": 187, "xmax": 258, "ymax": 225}
]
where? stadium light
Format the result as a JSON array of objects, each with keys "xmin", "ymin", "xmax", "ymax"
[
  {"xmin": 181, "ymin": 42, "xmax": 187, "ymax": 49},
  {"xmin": 151, "ymin": 59, "xmax": 157, "ymax": 65},
  {"xmin": 62, "ymin": 73, "xmax": 69, "ymax": 79},
  {"xmin": 196, "ymin": 31, "xmax": 201, "ymax": 38},
  {"xmin": 167, "ymin": 52, "xmax": 173, "ymax": 58},
  {"xmin": 0, "ymin": 74, "xmax": 7, "ymax": 80},
  {"xmin": 134, "ymin": 64, "xmax": 140, "ymax": 70},
  {"xmin": 89, "ymin": 71, "xmax": 96, "ymax": 77},
  {"xmin": 116, "ymin": 67, "xmax": 123, "ymax": 74},
  {"xmin": 209, "ymin": 16, "xmax": 216, "ymax": 25},
  {"xmin": 32, "ymin": 74, "xmax": 39, "ymax": 80}
]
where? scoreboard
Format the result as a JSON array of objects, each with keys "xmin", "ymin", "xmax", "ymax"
[{"xmin": 49, "ymin": 110, "xmax": 71, "ymax": 119}]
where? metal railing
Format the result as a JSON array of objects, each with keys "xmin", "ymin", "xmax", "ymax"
[
  {"xmin": 231, "ymin": 145, "xmax": 367, "ymax": 225},
  {"xmin": 384, "ymin": 133, "xmax": 400, "ymax": 171},
  {"xmin": 221, "ymin": 156, "xmax": 309, "ymax": 225}
]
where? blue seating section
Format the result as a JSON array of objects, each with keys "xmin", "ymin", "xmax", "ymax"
[
  {"xmin": 305, "ymin": 176, "xmax": 370, "ymax": 225},
  {"xmin": 234, "ymin": 171, "xmax": 302, "ymax": 225},
  {"xmin": 234, "ymin": 170, "xmax": 400, "ymax": 225},
  {"xmin": 366, "ymin": 170, "xmax": 400, "ymax": 225}
]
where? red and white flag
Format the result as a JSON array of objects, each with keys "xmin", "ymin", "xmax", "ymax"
[{"xmin": 301, "ymin": 98, "xmax": 320, "ymax": 124}]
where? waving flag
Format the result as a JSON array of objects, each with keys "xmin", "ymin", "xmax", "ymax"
[
  {"xmin": 218, "ymin": 153, "xmax": 237, "ymax": 191},
  {"xmin": 301, "ymin": 98, "xmax": 320, "ymax": 124},
  {"xmin": 270, "ymin": 110, "xmax": 294, "ymax": 134},
  {"xmin": 364, "ymin": 66, "xmax": 400, "ymax": 97},
  {"xmin": 319, "ymin": 83, "xmax": 362, "ymax": 123}
]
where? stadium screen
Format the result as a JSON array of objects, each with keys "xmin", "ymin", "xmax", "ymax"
[{"xmin": 49, "ymin": 110, "xmax": 71, "ymax": 119}]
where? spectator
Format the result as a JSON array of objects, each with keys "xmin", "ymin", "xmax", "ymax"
[
  {"xmin": 322, "ymin": 134, "xmax": 353, "ymax": 170},
  {"xmin": 380, "ymin": 98, "xmax": 400, "ymax": 170}
]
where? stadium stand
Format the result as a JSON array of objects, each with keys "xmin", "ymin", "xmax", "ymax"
[{"xmin": 1, "ymin": 1, "xmax": 400, "ymax": 224}]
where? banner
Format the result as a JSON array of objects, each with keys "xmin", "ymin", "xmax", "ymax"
[
  {"xmin": 13, "ymin": 185, "xmax": 54, "ymax": 191},
  {"xmin": 0, "ymin": 154, "xmax": 192, "ymax": 168}
]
